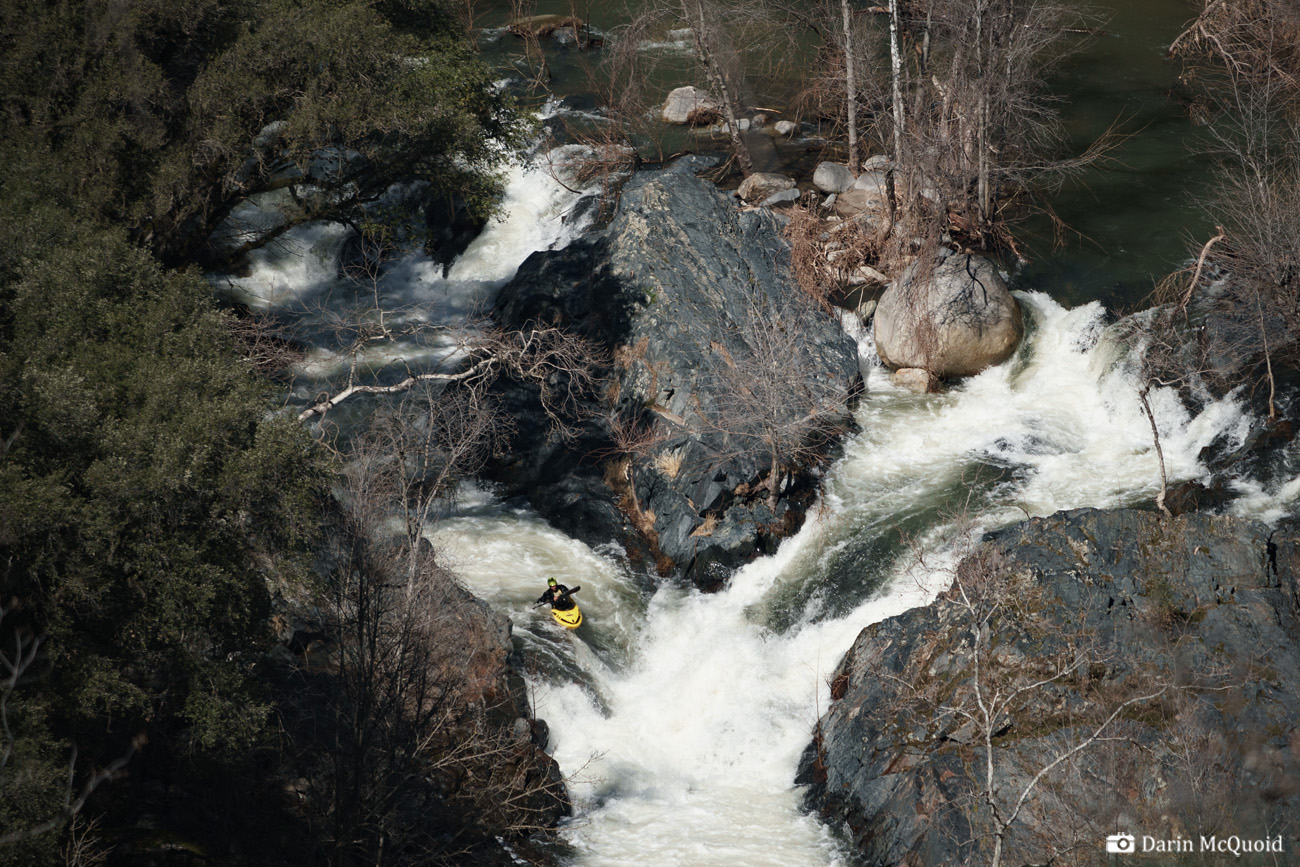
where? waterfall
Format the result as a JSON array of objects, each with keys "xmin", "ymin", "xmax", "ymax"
[
  {"xmin": 210, "ymin": 124, "xmax": 1281, "ymax": 864},
  {"xmin": 432, "ymin": 291, "xmax": 1255, "ymax": 865}
]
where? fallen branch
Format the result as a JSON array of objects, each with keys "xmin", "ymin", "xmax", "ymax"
[
  {"xmin": 298, "ymin": 356, "xmax": 498, "ymax": 422},
  {"xmin": 1179, "ymin": 225, "xmax": 1227, "ymax": 315}
]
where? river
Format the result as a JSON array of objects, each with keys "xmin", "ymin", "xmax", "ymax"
[{"xmin": 212, "ymin": 3, "xmax": 1300, "ymax": 863}]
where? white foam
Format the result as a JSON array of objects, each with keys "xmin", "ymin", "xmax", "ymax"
[{"xmin": 435, "ymin": 290, "xmax": 1256, "ymax": 866}]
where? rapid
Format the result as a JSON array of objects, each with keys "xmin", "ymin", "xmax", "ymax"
[{"xmin": 219, "ymin": 134, "xmax": 1291, "ymax": 864}]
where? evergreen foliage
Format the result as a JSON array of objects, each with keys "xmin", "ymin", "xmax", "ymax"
[
  {"xmin": 0, "ymin": 199, "xmax": 330, "ymax": 849},
  {"xmin": 0, "ymin": 0, "xmax": 530, "ymax": 268},
  {"xmin": 0, "ymin": 0, "xmax": 528, "ymax": 855}
]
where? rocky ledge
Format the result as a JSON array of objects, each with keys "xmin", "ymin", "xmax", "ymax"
[
  {"xmin": 800, "ymin": 508, "xmax": 1300, "ymax": 865},
  {"xmin": 493, "ymin": 159, "xmax": 862, "ymax": 587}
]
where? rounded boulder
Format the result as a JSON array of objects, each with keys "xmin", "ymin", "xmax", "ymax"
[
  {"xmin": 813, "ymin": 161, "xmax": 856, "ymax": 194},
  {"xmin": 874, "ymin": 251, "xmax": 1023, "ymax": 377}
]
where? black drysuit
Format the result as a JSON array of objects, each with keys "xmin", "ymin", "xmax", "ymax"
[{"xmin": 536, "ymin": 584, "xmax": 579, "ymax": 611}]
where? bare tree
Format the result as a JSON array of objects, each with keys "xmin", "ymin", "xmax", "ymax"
[
  {"xmin": 854, "ymin": 0, "xmax": 1106, "ymax": 255},
  {"xmin": 840, "ymin": 0, "xmax": 861, "ymax": 172},
  {"xmin": 699, "ymin": 287, "xmax": 854, "ymax": 508},
  {"xmin": 1117, "ymin": 295, "xmax": 1215, "ymax": 520},
  {"xmin": 680, "ymin": 0, "xmax": 755, "ymax": 175},
  {"xmin": 931, "ymin": 545, "xmax": 1169, "ymax": 867},
  {"xmin": 287, "ymin": 408, "xmax": 569, "ymax": 866},
  {"xmin": 819, "ymin": 531, "xmax": 1181, "ymax": 866},
  {"xmin": 1171, "ymin": 9, "xmax": 1300, "ymax": 413}
]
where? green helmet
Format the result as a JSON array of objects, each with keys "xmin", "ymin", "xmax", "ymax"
[{"xmin": 548, "ymin": 577, "xmax": 557, "ymax": 587}]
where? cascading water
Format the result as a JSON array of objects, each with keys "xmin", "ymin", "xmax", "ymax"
[
  {"xmin": 432, "ymin": 290, "xmax": 1257, "ymax": 864},
  {"xmin": 213, "ymin": 118, "xmax": 1284, "ymax": 864},
  {"xmin": 210, "ymin": 138, "xmax": 605, "ymax": 413}
]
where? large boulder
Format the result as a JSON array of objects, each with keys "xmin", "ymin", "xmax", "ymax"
[
  {"xmin": 874, "ymin": 248, "xmax": 1023, "ymax": 377},
  {"xmin": 813, "ymin": 161, "xmax": 855, "ymax": 194},
  {"xmin": 493, "ymin": 159, "xmax": 861, "ymax": 587},
  {"xmin": 801, "ymin": 508, "xmax": 1300, "ymax": 865},
  {"xmin": 661, "ymin": 85, "xmax": 718, "ymax": 124}
]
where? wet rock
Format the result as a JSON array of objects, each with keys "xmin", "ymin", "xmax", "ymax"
[
  {"xmin": 890, "ymin": 367, "xmax": 935, "ymax": 393},
  {"xmin": 772, "ymin": 120, "xmax": 798, "ymax": 136},
  {"xmin": 494, "ymin": 160, "xmax": 861, "ymax": 586},
  {"xmin": 801, "ymin": 508, "xmax": 1300, "ymax": 866},
  {"xmin": 422, "ymin": 193, "xmax": 487, "ymax": 274}
]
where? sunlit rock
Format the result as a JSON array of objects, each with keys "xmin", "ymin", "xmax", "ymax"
[
  {"xmin": 813, "ymin": 161, "xmax": 855, "ymax": 194},
  {"xmin": 661, "ymin": 85, "xmax": 718, "ymax": 124},
  {"xmin": 890, "ymin": 367, "xmax": 936, "ymax": 393},
  {"xmin": 737, "ymin": 172, "xmax": 795, "ymax": 203},
  {"xmin": 874, "ymin": 249, "xmax": 1023, "ymax": 377}
]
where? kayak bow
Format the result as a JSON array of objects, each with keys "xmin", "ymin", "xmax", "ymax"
[{"xmin": 550, "ymin": 604, "xmax": 582, "ymax": 629}]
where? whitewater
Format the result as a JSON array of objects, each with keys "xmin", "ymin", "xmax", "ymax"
[{"xmin": 219, "ymin": 145, "xmax": 1290, "ymax": 865}]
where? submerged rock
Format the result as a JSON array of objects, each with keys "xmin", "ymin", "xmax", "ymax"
[
  {"xmin": 494, "ymin": 159, "xmax": 861, "ymax": 586},
  {"xmin": 801, "ymin": 508, "xmax": 1300, "ymax": 865}
]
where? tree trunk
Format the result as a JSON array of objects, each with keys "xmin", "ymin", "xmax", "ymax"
[
  {"xmin": 887, "ymin": 0, "xmax": 906, "ymax": 169},
  {"xmin": 975, "ymin": 0, "xmax": 991, "ymax": 228},
  {"xmin": 767, "ymin": 443, "xmax": 781, "ymax": 510},
  {"xmin": 684, "ymin": 0, "xmax": 754, "ymax": 176},
  {"xmin": 840, "ymin": 0, "xmax": 859, "ymax": 173},
  {"xmin": 1138, "ymin": 386, "xmax": 1172, "ymax": 519},
  {"xmin": 887, "ymin": 0, "xmax": 907, "ymax": 217}
]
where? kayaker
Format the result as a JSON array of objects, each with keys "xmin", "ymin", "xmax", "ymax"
[{"xmin": 536, "ymin": 577, "xmax": 579, "ymax": 611}]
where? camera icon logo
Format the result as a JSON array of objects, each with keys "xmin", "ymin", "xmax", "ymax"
[{"xmin": 1106, "ymin": 833, "xmax": 1136, "ymax": 854}]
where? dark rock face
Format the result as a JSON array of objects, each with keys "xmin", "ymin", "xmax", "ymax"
[
  {"xmin": 270, "ymin": 570, "xmax": 568, "ymax": 865},
  {"xmin": 801, "ymin": 508, "xmax": 1300, "ymax": 865},
  {"xmin": 494, "ymin": 160, "xmax": 861, "ymax": 586},
  {"xmin": 437, "ymin": 581, "xmax": 571, "ymax": 831},
  {"xmin": 425, "ymin": 192, "xmax": 488, "ymax": 274}
]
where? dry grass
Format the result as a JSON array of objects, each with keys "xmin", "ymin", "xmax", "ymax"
[
  {"xmin": 653, "ymin": 449, "xmax": 684, "ymax": 478},
  {"xmin": 685, "ymin": 106, "xmax": 724, "ymax": 127},
  {"xmin": 783, "ymin": 204, "xmax": 889, "ymax": 308},
  {"xmin": 690, "ymin": 512, "xmax": 719, "ymax": 537}
]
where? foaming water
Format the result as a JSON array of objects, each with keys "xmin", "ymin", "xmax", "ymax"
[
  {"xmin": 210, "ymin": 144, "xmax": 604, "ymax": 396},
  {"xmin": 429, "ymin": 290, "xmax": 1254, "ymax": 865}
]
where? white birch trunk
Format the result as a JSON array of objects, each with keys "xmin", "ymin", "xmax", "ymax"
[{"xmin": 840, "ymin": 0, "xmax": 859, "ymax": 172}]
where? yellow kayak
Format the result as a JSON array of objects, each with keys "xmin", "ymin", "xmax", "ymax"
[{"xmin": 550, "ymin": 604, "xmax": 582, "ymax": 629}]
